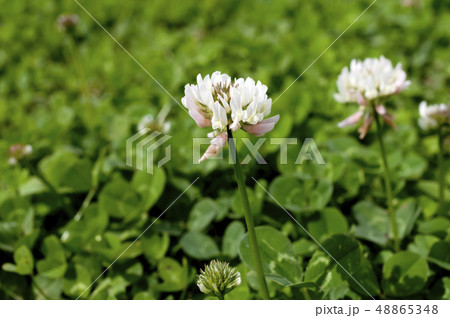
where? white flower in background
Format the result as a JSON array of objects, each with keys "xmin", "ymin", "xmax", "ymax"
[
  {"xmin": 137, "ymin": 114, "xmax": 170, "ymax": 134},
  {"xmin": 8, "ymin": 144, "xmax": 33, "ymax": 165},
  {"xmin": 335, "ymin": 56, "xmax": 410, "ymax": 104},
  {"xmin": 57, "ymin": 14, "xmax": 79, "ymax": 32},
  {"xmin": 418, "ymin": 101, "xmax": 450, "ymax": 131},
  {"xmin": 335, "ymin": 56, "xmax": 409, "ymax": 139},
  {"xmin": 197, "ymin": 260, "xmax": 241, "ymax": 299},
  {"xmin": 182, "ymin": 72, "xmax": 279, "ymax": 162}
]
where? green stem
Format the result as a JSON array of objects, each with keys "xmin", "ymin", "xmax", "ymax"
[
  {"xmin": 227, "ymin": 129, "xmax": 270, "ymax": 300},
  {"xmin": 438, "ymin": 125, "xmax": 445, "ymax": 210},
  {"xmin": 372, "ymin": 104, "xmax": 399, "ymax": 251},
  {"xmin": 74, "ymin": 186, "xmax": 97, "ymax": 221},
  {"xmin": 301, "ymin": 288, "xmax": 311, "ymax": 300},
  {"xmin": 217, "ymin": 293, "xmax": 224, "ymax": 300}
]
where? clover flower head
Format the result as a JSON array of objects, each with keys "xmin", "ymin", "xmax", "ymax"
[
  {"xmin": 334, "ymin": 56, "xmax": 410, "ymax": 104},
  {"xmin": 335, "ymin": 56, "xmax": 408, "ymax": 139},
  {"xmin": 418, "ymin": 101, "xmax": 450, "ymax": 131},
  {"xmin": 182, "ymin": 72, "xmax": 279, "ymax": 162},
  {"xmin": 137, "ymin": 114, "xmax": 170, "ymax": 134},
  {"xmin": 57, "ymin": 14, "xmax": 79, "ymax": 32},
  {"xmin": 8, "ymin": 144, "xmax": 33, "ymax": 165},
  {"xmin": 197, "ymin": 260, "xmax": 241, "ymax": 299}
]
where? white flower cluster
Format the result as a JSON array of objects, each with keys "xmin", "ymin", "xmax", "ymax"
[
  {"xmin": 182, "ymin": 72, "xmax": 279, "ymax": 161},
  {"xmin": 418, "ymin": 101, "xmax": 450, "ymax": 131},
  {"xmin": 137, "ymin": 114, "xmax": 171, "ymax": 134},
  {"xmin": 334, "ymin": 56, "xmax": 410, "ymax": 139},
  {"xmin": 334, "ymin": 56, "xmax": 410, "ymax": 105},
  {"xmin": 8, "ymin": 144, "xmax": 33, "ymax": 165}
]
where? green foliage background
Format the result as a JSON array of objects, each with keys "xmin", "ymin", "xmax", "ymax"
[{"xmin": 0, "ymin": 0, "xmax": 449, "ymax": 299}]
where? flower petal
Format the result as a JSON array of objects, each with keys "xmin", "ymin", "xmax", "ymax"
[
  {"xmin": 199, "ymin": 132, "xmax": 228, "ymax": 162},
  {"xmin": 358, "ymin": 114, "xmax": 373, "ymax": 139},
  {"xmin": 376, "ymin": 105, "xmax": 396, "ymax": 130},
  {"xmin": 337, "ymin": 110, "xmax": 364, "ymax": 128},
  {"xmin": 356, "ymin": 91, "xmax": 368, "ymax": 106},
  {"xmin": 242, "ymin": 115, "xmax": 280, "ymax": 137},
  {"xmin": 186, "ymin": 94, "xmax": 211, "ymax": 128}
]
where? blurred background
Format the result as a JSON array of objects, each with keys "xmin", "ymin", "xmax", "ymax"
[{"xmin": 0, "ymin": 0, "xmax": 449, "ymax": 300}]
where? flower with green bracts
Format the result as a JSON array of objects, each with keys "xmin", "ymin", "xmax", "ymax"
[{"xmin": 197, "ymin": 260, "xmax": 241, "ymax": 300}]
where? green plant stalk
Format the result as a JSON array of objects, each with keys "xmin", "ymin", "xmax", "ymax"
[
  {"xmin": 372, "ymin": 104, "xmax": 400, "ymax": 251},
  {"xmin": 227, "ymin": 129, "xmax": 270, "ymax": 300},
  {"xmin": 217, "ymin": 292, "xmax": 225, "ymax": 300},
  {"xmin": 438, "ymin": 125, "xmax": 445, "ymax": 209}
]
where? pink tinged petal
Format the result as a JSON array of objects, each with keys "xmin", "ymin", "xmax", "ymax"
[
  {"xmin": 211, "ymin": 132, "xmax": 228, "ymax": 147},
  {"xmin": 186, "ymin": 94, "xmax": 211, "ymax": 128},
  {"xmin": 337, "ymin": 111, "xmax": 364, "ymax": 128},
  {"xmin": 199, "ymin": 132, "xmax": 228, "ymax": 162},
  {"xmin": 190, "ymin": 109, "xmax": 211, "ymax": 128},
  {"xmin": 376, "ymin": 105, "xmax": 396, "ymax": 130},
  {"xmin": 199, "ymin": 145, "xmax": 220, "ymax": 162},
  {"xmin": 375, "ymin": 105, "xmax": 387, "ymax": 115},
  {"xmin": 358, "ymin": 114, "xmax": 374, "ymax": 139},
  {"xmin": 382, "ymin": 113, "xmax": 397, "ymax": 130},
  {"xmin": 230, "ymin": 120, "xmax": 241, "ymax": 131},
  {"xmin": 356, "ymin": 91, "xmax": 368, "ymax": 106},
  {"xmin": 242, "ymin": 115, "xmax": 280, "ymax": 137}
]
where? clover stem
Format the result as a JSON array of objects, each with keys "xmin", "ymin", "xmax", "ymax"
[
  {"xmin": 372, "ymin": 104, "xmax": 399, "ymax": 251},
  {"xmin": 438, "ymin": 125, "xmax": 445, "ymax": 210},
  {"xmin": 217, "ymin": 292, "xmax": 225, "ymax": 300},
  {"xmin": 227, "ymin": 129, "xmax": 270, "ymax": 300}
]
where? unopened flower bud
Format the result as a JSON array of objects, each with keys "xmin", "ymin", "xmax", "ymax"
[{"xmin": 197, "ymin": 260, "xmax": 241, "ymax": 299}]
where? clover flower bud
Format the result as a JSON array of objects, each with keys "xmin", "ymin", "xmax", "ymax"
[
  {"xmin": 8, "ymin": 144, "xmax": 33, "ymax": 165},
  {"xmin": 197, "ymin": 260, "xmax": 241, "ymax": 299},
  {"xmin": 57, "ymin": 14, "xmax": 79, "ymax": 32}
]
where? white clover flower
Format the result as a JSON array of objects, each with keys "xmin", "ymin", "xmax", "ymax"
[
  {"xmin": 334, "ymin": 56, "xmax": 410, "ymax": 104},
  {"xmin": 182, "ymin": 72, "xmax": 279, "ymax": 161},
  {"xmin": 137, "ymin": 114, "xmax": 170, "ymax": 134},
  {"xmin": 8, "ymin": 144, "xmax": 33, "ymax": 165},
  {"xmin": 418, "ymin": 101, "xmax": 450, "ymax": 131},
  {"xmin": 57, "ymin": 14, "xmax": 79, "ymax": 32},
  {"xmin": 229, "ymin": 78, "xmax": 275, "ymax": 135},
  {"xmin": 197, "ymin": 260, "xmax": 241, "ymax": 299},
  {"xmin": 335, "ymin": 56, "xmax": 408, "ymax": 139},
  {"xmin": 181, "ymin": 72, "xmax": 231, "ymax": 128}
]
